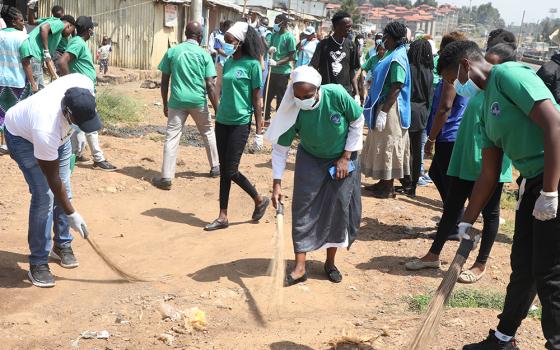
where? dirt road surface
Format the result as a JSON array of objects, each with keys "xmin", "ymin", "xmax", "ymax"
[{"xmin": 0, "ymin": 83, "xmax": 543, "ymax": 350}]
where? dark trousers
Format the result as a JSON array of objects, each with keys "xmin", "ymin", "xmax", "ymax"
[
  {"xmin": 264, "ymin": 73, "xmax": 290, "ymax": 120},
  {"xmin": 405, "ymin": 130, "xmax": 424, "ymax": 188},
  {"xmin": 429, "ymin": 177, "xmax": 503, "ymax": 264},
  {"xmin": 215, "ymin": 122, "xmax": 258, "ymax": 210},
  {"xmin": 429, "ymin": 141, "xmax": 455, "ymax": 202},
  {"xmin": 497, "ymin": 176, "xmax": 560, "ymax": 349}
]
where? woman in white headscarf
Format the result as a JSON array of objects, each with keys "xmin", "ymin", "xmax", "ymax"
[
  {"xmin": 266, "ymin": 65, "xmax": 364, "ymax": 286},
  {"xmin": 205, "ymin": 22, "xmax": 270, "ymax": 231}
]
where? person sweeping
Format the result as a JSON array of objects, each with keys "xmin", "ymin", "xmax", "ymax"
[
  {"xmin": 436, "ymin": 40, "xmax": 560, "ymax": 350},
  {"xmin": 266, "ymin": 65, "xmax": 363, "ymax": 286}
]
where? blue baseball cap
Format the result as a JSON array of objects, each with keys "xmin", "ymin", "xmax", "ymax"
[{"xmin": 63, "ymin": 87, "xmax": 102, "ymax": 133}]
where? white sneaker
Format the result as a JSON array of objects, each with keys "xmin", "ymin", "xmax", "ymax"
[{"xmin": 405, "ymin": 259, "xmax": 441, "ymax": 271}]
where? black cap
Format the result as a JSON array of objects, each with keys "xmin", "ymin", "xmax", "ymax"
[
  {"xmin": 75, "ymin": 16, "xmax": 97, "ymax": 31},
  {"xmin": 63, "ymin": 88, "xmax": 102, "ymax": 133}
]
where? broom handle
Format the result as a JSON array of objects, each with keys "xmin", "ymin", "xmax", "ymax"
[
  {"xmin": 263, "ymin": 64, "xmax": 272, "ymax": 120},
  {"xmin": 276, "ymin": 202, "xmax": 284, "ymax": 216}
]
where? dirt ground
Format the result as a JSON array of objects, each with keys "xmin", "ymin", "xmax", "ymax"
[{"xmin": 0, "ymin": 82, "xmax": 545, "ymax": 350}]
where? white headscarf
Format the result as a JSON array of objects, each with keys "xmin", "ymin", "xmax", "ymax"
[
  {"xmin": 265, "ymin": 66, "xmax": 322, "ymax": 144},
  {"xmin": 428, "ymin": 39, "xmax": 437, "ymax": 55},
  {"xmin": 227, "ymin": 22, "xmax": 249, "ymax": 42}
]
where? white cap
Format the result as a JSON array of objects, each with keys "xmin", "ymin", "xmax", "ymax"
[{"xmin": 303, "ymin": 26, "xmax": 315, "ymax": 35}]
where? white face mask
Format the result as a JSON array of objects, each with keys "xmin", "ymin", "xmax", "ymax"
[{"xmin": 294, "ymin": 90, "xmax": 319, "ymax": 110}]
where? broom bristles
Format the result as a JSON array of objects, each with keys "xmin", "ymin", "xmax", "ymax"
[
  {"xmin": 86, "ymin": 236, "xmax": 148, "ymax": 282},
  {"xmin": 408, "ymin": 253, "xmax": 468, "ymax": 350},
  {"xmin": 267, "ymin": 205, "xmax": 285, "ymax": 314}
]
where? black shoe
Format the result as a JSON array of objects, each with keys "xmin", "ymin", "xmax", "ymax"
[
  {"xmin": 369, "ymin": 186, "xmax": 396, "ymax": 199},
  {"xmin": 285, "ymin": 272, "xmax": 308, "ymax": 287},
  {"xmin": 204, "ymin": 219, "xmax": 229, "ymax": 231},
  {"xmin": 463, "ymin": 330, "xmax": 519, "ymax": 350},
  {"xmin": 152, "ymin": 177, "xmax": 172, "ymax": 190},
  {"xmin": 93, "ymin": 160, "xmax": 117, "ymax": 171},
  {"xmin": 395, "ymin": 185, "xmax": 416, "ymax": 197},
  {"xmin": 324, "ymin": 264, "xmax": 343, "ymax": 283},
  {"xmin": 28, "ymin": 264, "xmax": 55, "ymax": 288},
  {"xmin": 50, "ymin": 246, "xmax": 79, "ymax": 268},
  {"xmin": 75, "ymin": 155, "xmax": 90, "ymax": 163},
  {"xmin": 210, "ymin": 166, "xmax": 220, "ymax": 178},
  {"xmin": 252, "ymin": 197, "xmax": 270, "ymax": 221}
]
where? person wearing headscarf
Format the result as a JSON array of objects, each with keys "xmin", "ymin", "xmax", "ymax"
[
  {"xmin": 361, "ymin": 21, "xmax": 411, "ymax": 198},
  {"xmin": 0, "ymin": 6, "xmax": 30, "ymax": 154},
  {"xmin": 266, "ymin": 65, "xmax": 363, "ymax": 286},
  {"xmin": 205, "ymin": 22, "xmax": 270, "ymax": 231}
]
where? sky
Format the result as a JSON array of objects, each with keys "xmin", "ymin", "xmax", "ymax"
[{"xmin": 442, "ymin": 0, "xmax": 558, "ymax": 25}]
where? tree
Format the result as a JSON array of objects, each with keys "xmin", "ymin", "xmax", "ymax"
[
  {"xmin": 414, "ymin": 0, "xmax": 438, "ymax": 7},
  {"xmin": 340, "ymin": 0, "xmax": 363, "ymax": 24},
  {"xmin": 458, "ymin": 2, "xmax": 505, "ymax": 29},
  {"xmin": 369, "ymin": 0, "xmax": 412, "ymax": 7}
]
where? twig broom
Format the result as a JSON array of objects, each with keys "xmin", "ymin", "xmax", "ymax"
[{"xmin": 267, "ymin": 203, "xmax": 285, "ymax": 313}]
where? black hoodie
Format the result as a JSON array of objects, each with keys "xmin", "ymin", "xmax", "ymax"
[{"xmin": 536, "ymin": 53, "xmax": 560, "ymax": 103}]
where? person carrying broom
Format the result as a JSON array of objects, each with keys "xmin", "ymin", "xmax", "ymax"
[
  {"xmin": 265, "ymin": 65, "xmax": 363, "ymax": 286},
  {"xmin": 436, "ymin": 40, "xmax": 560, "ymax": 350}
]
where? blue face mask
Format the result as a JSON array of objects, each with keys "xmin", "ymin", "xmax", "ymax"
[
  {"xmin": 453, "ymin": 64, "xmax": 481, "ymax": 98},
  {"xmin": 223, "ymin": 42, "xmax": 238, "ymax": 57},
  {"xmin": 273, "ymin": 23, "xmax": 281, "ymax": 32}
]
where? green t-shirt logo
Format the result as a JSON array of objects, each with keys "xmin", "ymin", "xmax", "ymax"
[
  {"xmin": 235, "ymin": 69, "xmax": 248, "ymax": 79},
  {"xmin": 490, "ymin": 102, "xmax": 501, "ymax": 117},
  {"xmin": 330, "ymin": 113, "xmax": 342, "ymax": 125}
]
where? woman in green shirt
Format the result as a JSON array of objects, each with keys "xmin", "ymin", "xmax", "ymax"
[
  {"xmin": 437, "ymin": 40, "xmax": 560, "ymax": 350},
  {"xmin": 205, "ymin": 22, "xmax": 270, "ymax": 231},
  {"xmin": 405, "ymin": 44, "xmax": 515, "ymax": 286}
]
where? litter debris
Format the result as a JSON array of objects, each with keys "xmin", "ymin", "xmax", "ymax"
[
  {"xmin": 184, "ymin": 307, "xmax": 207, "ymax": 331},
  {"xmin": 328, "ymin": 330, "xmax": 375, "ymax": 349},
  {"xmin": 140, "ymin": 79, "xmax": 161, "ymax": 89},
  {"xmin": 158, "ymin": 302, "xmax": 182, "ymax": 321},
  {"xmin": 157, "ymin": 333, "xmax": 174, "ymax": 346},
  {"xmin": 153, "ymin": 101, "xmax": 162, "ymax": 106},
  {"xmin": 115, "ymin": 314, "xmax": 130, "ymax": 325},
  {"xmin": 81, "ymin": 330, "xmax": 110, "ymax": 339}
]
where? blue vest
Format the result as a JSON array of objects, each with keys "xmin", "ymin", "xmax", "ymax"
[{"xmin": 363, "ymin": 45, "xmax": 411, "ymax": 129}]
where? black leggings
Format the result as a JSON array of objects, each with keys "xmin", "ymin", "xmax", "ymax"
[
  {"xmin": 429, "ymin": 141, "xmax": 455, "ymax": 202},
  {"xmin": 429, "ymin": 176, "xmax": 503, "ymax": 265},
  {"xmin": 407, "ymin": 130, "xmax": 424, "ymax": 188},
  {"xmin": 215, "ymin": 122, "xmax": 258, "ymax": 210}
]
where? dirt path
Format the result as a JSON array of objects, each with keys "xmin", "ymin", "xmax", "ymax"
[{"xmin": 0, "ymin": 83, "xmax": 544, "ymax": 350}]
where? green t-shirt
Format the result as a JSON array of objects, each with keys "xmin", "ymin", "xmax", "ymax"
[
  {"xmin": 65, "ymin": 36, "xmax": 97, "ymax": 84},
  {"xmin": 20, "ymin": 18, "xmax": 65, "ymax": 61},
  {"xmin": 432, "ymin": 55, "xmax": 440, "ymax": 87},
  {"xmin": 270, "ymin": 31, "xmax": 296, "ymax": 75},
  {"xmin": 57, "ymin": 35, "xmax": 68, "ymax": 52},
  {"xmin": 381, "ymin": 59, "xmax": 406, "ymax": 97},
  {"xmin": 158, "ymin": 41, "xmax": 216, "ymax": 110},
  {"xmin": 480, "ymin": 62, "xmax": 560, "ymax": 179},
  {"xmin": 447, "ymin": 91, "xmax": 512, "ymax": 182},
  {"xmin": 362, "ymin": 54, "xmax": 381, "ymax": 72},
  {"xmin": 277, "ymin": 84, "xmax": 363, "ymax": 159},
  {"xmin": 216, "ymin": 56, "xmax": 262, "ymax": 125}
]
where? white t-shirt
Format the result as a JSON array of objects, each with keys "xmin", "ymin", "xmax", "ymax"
[{"xmin": 5, "ymin": 74, "xmax": 95, "ymax": 161}]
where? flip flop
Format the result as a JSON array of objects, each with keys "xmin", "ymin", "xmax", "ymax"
[
  {"xmin": 204, "ymin": 219, "xmax": 229, "ymax": 231},
  {"xmin": 324, "ymin": 264, "xmax": 343, "ymax": 283},
  {"xmin": 285, "ymin": 273, "xmax": 307, "ymax": 287},
  {"xmin": 252, "ymin": 197, "xmax": 270, "ymax": 221},
  {"xmin": 458, "ymin": 269, "xmax": 485, "ymax": 284}
]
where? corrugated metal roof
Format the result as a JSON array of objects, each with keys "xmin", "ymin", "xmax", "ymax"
[{"xmin": 205, "ymin": 0, "xmax": 243, "ymax": 12}]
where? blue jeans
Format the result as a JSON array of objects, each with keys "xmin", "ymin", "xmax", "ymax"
[{"xmin": 5, "ymin": 129, "xmax": 73, "ymax": 265}]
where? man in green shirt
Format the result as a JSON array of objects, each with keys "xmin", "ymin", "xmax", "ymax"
[
  {"xmin": 153, "ymin": 21, "xmax": 220, "ymax": 190},
  {"xmin": 20, "ymin": 15, "xmax": 75, "ymax": 91},
  {"xmin": 264, "ymin": 14, "xmax": 296, "ymax": 121},
  {"xmin": 58, "ymin": 16, "xmax": 117, "ymax": 172},
  {"xmin": 437, "ymin": 40, "xmax": 560, "ymax": 350}
]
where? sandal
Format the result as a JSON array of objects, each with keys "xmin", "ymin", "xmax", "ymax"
[
  {"xmin": 252, "ymin": 197, "xmax": 270, "ymax": 221},
  {"xmin": 324, "ymin": 264, "xmax": 343, "ymax": 283},
  {"xmin": 285, "ymin": 273, "xmax": 307, "ymax": 287},
  {"xmin": 458, "ymin": 269, "xmax": 485, "ymax": 284},
  {"xmin": 204, "ymin": 219, "xmax": 229, "ymax": 231}
]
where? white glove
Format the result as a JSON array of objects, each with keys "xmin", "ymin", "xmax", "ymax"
[
  {"xmin": 27, "ymin": 0, "xmax": 39, "ymax": 10},
  {"xmin": 533, "ymin": 190, "xmax": 558, "ymax": 221},
  {"xmin": 269, "ymin": 46, "xmax": 277, "ymax": 54},
  {"xmin": 457, "ymin": 222, "xmax": 480, "ymax": 250},
  {"xmin": 67, "ymin": 212, "xmax": 88, "ymax": 239},
  {"xmin": 354, "ymin": 95, "xmax": 361, "ymax": 105},
  {"xmin": 253, "ymin": 134, "xmax": 264, "ymax": 151},
  {"xmin": 375, "ymin": 110, "xmax": 387, "ymax": 132},
  {"xmin": 268, "ymin": 59, "xmax": 277, "ymax": 67},
  {"xmin": 43, "ymin": 50, "xmax": 52, "ymax": 61}
]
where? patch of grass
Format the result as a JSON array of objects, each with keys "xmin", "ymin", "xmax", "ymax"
[
  {"xmin": 407, "ymin": 288, "xmax": 504, "ymax": 313},
  {"xmin": 96, "ymin": 90, "xmax": 142, "ymax": 126},
  {"xmin": 500, "ymin": 219, "xmax": 515, "ymax": 237},
  {"xmin": 500, "ymin": 189, "xmax": 517, "ymax": 211}
]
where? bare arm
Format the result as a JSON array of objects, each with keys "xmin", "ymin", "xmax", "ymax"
[
  {"xmin": 529, "ymin": 99, "xmax": 560, "ymax": 192},
  {"xmin": 276, "ymin": 51, "xmax": 295, "ymax": 66},
  {"xmin": 382, "ymin": 83, "xmax": 403, "ymax": 113},
  {"xmin": 39, "ymin": 23, "xmax": 51, "ymax": 51},
  {"xmin": 428, "ymin": 80, "xmax": 456, "ymax": 141},
  {"xmin": 352, "ymin": 71, "xmax": 359, "ymax": 97},
  {"xmin": 160, "ymin": 73, "xmax": 170, "ymax": 117},
  {"xmin": 22, "ymin": 58, "xmax": 38, "ymax": 92},
  {"xmin": 58, "ymin": 52, "xmax": 73, "ymax": 76},
  {"xmin": 252, "ymin": 87, "xmax": 263, "ymax": 134},
  {"xmin": 205, "ymin": 76, "xmax": 219, "ymax": 112},
  {"xmin": 37, "ymin": 159, "xmax": 75, "ymax": 215},
  {"xmin": 462, "ymin": 147, "xmax": 503, "ymax": 223}
]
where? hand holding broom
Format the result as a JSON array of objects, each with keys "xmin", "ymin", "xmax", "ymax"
[{"xmin": 408, "ymin": 222, "xmax": 480, "ymax": 350}]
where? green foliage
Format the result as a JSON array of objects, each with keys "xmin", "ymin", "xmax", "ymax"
[
  {"xmin": 414, "ymin": 0, "xmax": 437, "ymax": 7},
  {"xmin": 500, "ymin": 189, "xmax": 517, "ymax": 212},
  {"xmin": 407, "ymin": 288, "xmax": 504, "ymax": 312},
  {"xmin": 96, "ymin": 90, "xmax": 142, "ymax": 126},
  {"xmin": 370, "ymin": 0, "xmax": 412, "ymax": 7},
  {"xmin": 341, "ymin": 0, "xmax": 363, "ymax": 24},
  {"xmin": 459, "ymin": 2, "xmax": 505, "ymax": 29}
]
